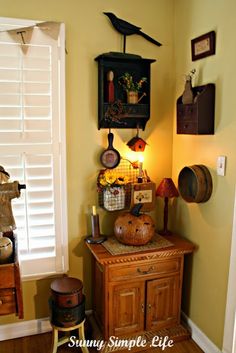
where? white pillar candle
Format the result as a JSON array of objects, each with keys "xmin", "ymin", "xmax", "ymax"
[
  {"xmin": 139, "ymin": 161, "xmax": 143, "ymax": 178},
  {"xmin": 138, "ymin": 155, "xmax": 144, "ymax": 178},
  {"xmin": 92, "ymin": 205, "xmax": 97, "ymax": 215}
]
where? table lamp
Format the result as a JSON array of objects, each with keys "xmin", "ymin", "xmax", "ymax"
[{"xmin": 156, "ymin": 178, "xmax": 179, "ymax": 235}]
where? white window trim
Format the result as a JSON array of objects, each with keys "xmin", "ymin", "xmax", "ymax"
[{"xmin": 0, "ymin": 17, "xmax": 68, "ymax": 279}]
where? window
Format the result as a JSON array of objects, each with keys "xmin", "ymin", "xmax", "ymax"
[{"xmin": 0, "ymin": 17, "xmax": 68, "ymax": 278}]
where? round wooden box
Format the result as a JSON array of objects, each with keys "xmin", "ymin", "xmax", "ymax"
[
  {"xmin": 50, "ymin": 277, "xmax": 83, "ymax": 308},
  {"xmin": 178, "ymin": 165, "xmax": 212, "ymax": 203},
  {"xmin": 49, "ymin": 295, "xmax": 85, "ymax": 327}
]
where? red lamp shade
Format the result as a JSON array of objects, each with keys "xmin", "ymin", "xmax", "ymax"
[
  {"xmin": 156, "ymin": 178, "xmax": 179, "ymax": 198},
  {"xmin": 156, "ymin": 178, "xmax": 179, "ymax": 236}
]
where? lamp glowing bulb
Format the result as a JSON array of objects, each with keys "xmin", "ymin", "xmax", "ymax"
[{"xmin": 138, "ymin": 155, "xmax": 144, "ymax": 163}]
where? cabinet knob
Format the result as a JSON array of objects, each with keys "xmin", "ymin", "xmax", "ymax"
[
  {"xmin": 0, "ymin": 299, "xmax": 3, "ymax": 305},
  {"xmin": 148, "ymin": 303, "xmax": 152, "ymax": 310}
]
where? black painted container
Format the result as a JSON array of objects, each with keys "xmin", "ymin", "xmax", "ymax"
[{"xmin": 49, "ymin": 295, "xmax": 85, "ymax": 327}]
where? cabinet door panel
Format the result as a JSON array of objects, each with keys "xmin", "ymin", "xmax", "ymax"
[
  {"xmin": 146, "ymin": 276, "xmax": 180, "ymax": 331},
  {"xmin": 109, "ymin": 281, "xmax": 145, "ymax": 336}
]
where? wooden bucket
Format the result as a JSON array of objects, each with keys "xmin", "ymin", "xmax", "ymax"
[{"xmin": 178, "ymin": 165, "xmax": 212, "ymax": 203}]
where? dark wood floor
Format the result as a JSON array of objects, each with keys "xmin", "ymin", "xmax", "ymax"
[
  {"xmin": 0, "ymin": 332, "xmax": 204, "ymax": 353},
  {"xmin": 0, "ymin": 314, "xmax": 204, "ymax": 353}
]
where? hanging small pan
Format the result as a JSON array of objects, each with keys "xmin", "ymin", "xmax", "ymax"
[{"xmin": 100, "ymin": 132, "xmax": 120, "ymax": 169}]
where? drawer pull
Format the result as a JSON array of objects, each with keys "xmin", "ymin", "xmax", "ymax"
[
  {"xmin": 0, "ymin": 299, "xmax": 2, "ymax": 305},
  {"xmin": 137, "ymin": 266, "xmax": 154, "ymax": 275},
  {"xmin": 141, "ymin": 303, "xmax": 144, "ymax": 313}
]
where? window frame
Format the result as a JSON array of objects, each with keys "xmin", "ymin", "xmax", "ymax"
[{"xmin": 0, "ymin": 17, "xmax": 68, "ymax": 280}]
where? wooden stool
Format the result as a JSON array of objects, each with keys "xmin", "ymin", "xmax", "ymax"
[{"xmin": 51, "ymin": 319, "xmax": 89, "ymax": 353}]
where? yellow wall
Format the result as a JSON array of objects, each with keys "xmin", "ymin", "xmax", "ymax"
[
  {"xmin": 0, "ymin": 1, "xmax": 234, "ymax": 349},
  {"xmin": 172, "ymin": 0, "xmax": 236, "ymax": 348},
  {"xmin": 0, "ymin": 0, "xmax": 175, "ymax": 323}
]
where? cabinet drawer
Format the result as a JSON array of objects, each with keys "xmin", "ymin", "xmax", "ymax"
[
  {"xmin": 0, "ymin": 264, "xmax": 15, "ymax": 289},
  {"xmin": 109, "ymin": 258, "xmax": 181, "ymax": 281},
  {"xmin": 177, "ymin": 120, "xmax": 198, "ymax": 134},
  {"xmin": 0, "ymin": 289, "xmax": 16, "ymax": 315},
  {"xmin": 177, "ymin": 104, "xmax": 197, "ymax": 120}
]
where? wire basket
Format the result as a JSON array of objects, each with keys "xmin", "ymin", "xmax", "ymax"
[{"xmin": 98, "ymin": 158, "xmax": 139, "ymax": 211}]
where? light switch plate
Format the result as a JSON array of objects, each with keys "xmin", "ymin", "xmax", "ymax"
[{"xmin": 217, "ymin": 156, "xmax": 226, "ymax": 176}]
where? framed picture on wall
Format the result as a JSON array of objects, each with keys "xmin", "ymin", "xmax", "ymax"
[{"xmin": 191, "ymin": 31, "xmax": 216, "ymax": 61}]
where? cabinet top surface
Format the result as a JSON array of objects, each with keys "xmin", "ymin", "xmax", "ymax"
[{"xmin": 86, "ymin": 235, "xmax": 195, "ymax": 265}]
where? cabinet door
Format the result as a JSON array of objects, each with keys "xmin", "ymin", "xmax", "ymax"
[
  {"xmin": 109, "ymin": 281, "xmax": 145, "ymax": 336},
  {"xmin": 146, "ymin": 275, "xmax": 180, "ymax": 331}
]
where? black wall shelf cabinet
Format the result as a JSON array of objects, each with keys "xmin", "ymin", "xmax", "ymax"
[
  {"xmin": 177, "ymin": 83, "xmax": 215, "ymax": 135},
  {"xmin": 95, "ymin": 52, "xmax": 155, "ymax": 130}
]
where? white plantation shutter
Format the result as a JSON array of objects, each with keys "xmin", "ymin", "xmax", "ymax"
[{"xmin": 0, "ymin": 18, "xmax": 68, "ymax": 278}]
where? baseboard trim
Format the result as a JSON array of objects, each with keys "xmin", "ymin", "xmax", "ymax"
[
  {"xmin": 0, "ymin": 310, "xmax": 93, "ymax": 341},
  {"xmin": 181, "ymin": 312, "xmax": 222, "ymax": 353},
  {"xmin": 0, "ymin": 317, "xmax": 51, "ymax": 341}
]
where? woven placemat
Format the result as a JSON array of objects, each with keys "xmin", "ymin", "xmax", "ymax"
[{"xmin": 102, "ymin": 234, "xmax": 173, "ymax": 255}]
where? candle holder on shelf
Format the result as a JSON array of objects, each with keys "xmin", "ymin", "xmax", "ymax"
[{"xmin": 85, "ymin": 206, "xmax": 106, "ymax": 244}]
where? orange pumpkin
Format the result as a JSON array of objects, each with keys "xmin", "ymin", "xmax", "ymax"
[{"xmin": 114, "ymin": 204, "xmax": 155, "ymax": 246}]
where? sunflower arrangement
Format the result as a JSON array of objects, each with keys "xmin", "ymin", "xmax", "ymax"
[
  {"xmin": 97, "ymin": 169, "xmax": 130, "ymax": 191},
  {"xmin": 119, "ymin": 72, "xmax": 147, "ymax": 93}
]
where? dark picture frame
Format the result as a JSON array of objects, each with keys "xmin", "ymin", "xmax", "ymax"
[{"xmin": 191, "ymin": 31, "xmax": 216, "ymax": 61}]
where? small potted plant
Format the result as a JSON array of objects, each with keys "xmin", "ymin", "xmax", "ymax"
[
  {"xmin": 97, "ymin": 169, "xmax": 130, "ymax": 211},
  {"xmin": 119, "ymin": 72, "xmax": 147, "ymax": 104}
]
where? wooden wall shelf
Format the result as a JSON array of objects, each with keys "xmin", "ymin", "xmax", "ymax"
[
  {"xmin": 95, "ymin": 52, "xmax": 155, "ymax": 130},
  {"xmin": 177, "ymin": 83, "xmax": 215, "ymax": 134}
]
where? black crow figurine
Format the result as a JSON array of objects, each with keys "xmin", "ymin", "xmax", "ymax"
[{"xmin": 104, "ymin": 12, "xmax": 162, "ymax": 52}]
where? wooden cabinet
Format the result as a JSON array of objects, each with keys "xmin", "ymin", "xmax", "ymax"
[
  {"xmin": 86, "ymin": 235, "xmax": 194, "ymax": 340},
  {"xmin": 0, "ymin": 232, "xmax": 23, "ymax": 318},
  {"xmin": 95, "ymin": 52, "xmax": 155, "ymax": 130},
  {"xmin": 177, "ymin": 84, "xmax": 215, "ymax": 134}
]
